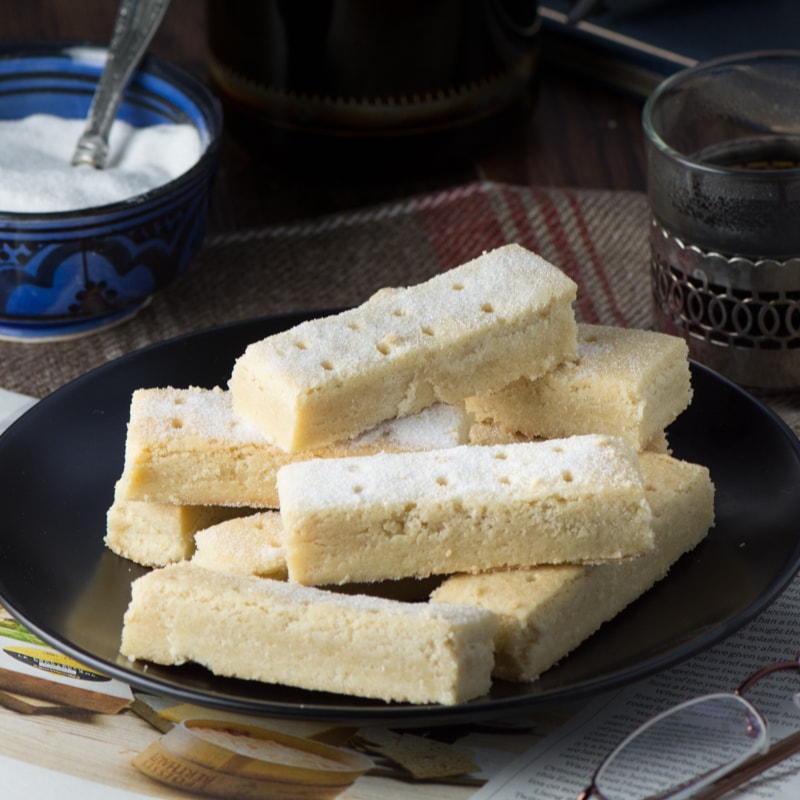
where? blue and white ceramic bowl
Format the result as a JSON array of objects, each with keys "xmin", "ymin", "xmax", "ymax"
[{"xmin": 0, "ymin": 43, "xmax": 222, "ymax": 342}]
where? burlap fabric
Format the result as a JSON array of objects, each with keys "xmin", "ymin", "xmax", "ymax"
[{"xmin": 2, "ymin": 180, "xmax": 799, "ymax": 434}]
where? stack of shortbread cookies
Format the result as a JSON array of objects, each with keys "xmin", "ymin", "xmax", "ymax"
[{"xmin": 111, "ymin": 243, "xmax": 714, "ymax": 706}]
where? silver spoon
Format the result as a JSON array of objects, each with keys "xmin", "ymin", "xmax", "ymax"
[{"xmin": 71, "ymin": 0, "xmax": 171, "ymax": 169}]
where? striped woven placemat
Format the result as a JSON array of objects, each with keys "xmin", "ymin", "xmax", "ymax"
[{"xmin": 2, "ymin": 180, "xmax": 798, "ymax": 435}]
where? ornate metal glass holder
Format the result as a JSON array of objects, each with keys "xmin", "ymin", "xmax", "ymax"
[{"xmin": 651, "ymin": 221, "xmax": 800, "ymax": 389}]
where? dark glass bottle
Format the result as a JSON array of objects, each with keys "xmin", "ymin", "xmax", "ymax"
[{"xmin": 207, "ymin": 0, "xmax": 541, "ymax": 172}]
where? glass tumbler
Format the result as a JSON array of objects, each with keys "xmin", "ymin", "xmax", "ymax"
[{"xmin": 644, "ymin": 51, "xmax": 800, "ymax": 389}]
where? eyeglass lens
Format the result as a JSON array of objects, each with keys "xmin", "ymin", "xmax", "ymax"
[{"xmin": 593, "ymin": 694, "xmax": 768, "ymax": 800}]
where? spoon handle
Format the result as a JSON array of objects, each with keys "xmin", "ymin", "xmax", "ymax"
[{"xmin": 71, "ymin": 0, "xmax": 171, "ymax": 169}]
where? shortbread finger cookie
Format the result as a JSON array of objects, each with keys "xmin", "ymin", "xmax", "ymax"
[
  {"xmin": 192, "ymin": 511, "xmax": 287, "ymax": 579},
  {"xmin": 278, "ymin": 435, "xmax": 654, "ymax": 586},
  {"xmin": 122, "ymin": 386, "xmax": 470, "ymax": 508},
  {"xmin": 431, "ymin": 453, "xmax": 714, "ymax": 681},
  {"xmin": 104, "ymin": 474, "xmax": 248, "ymax": 567},
  {"xmin": 467, "ymin": 324, "xmax": 692, "ymax": 452},
  {"xmin": 120, "ymin": 563, "xmax": 498, "ymax": 705},
  {"xmin": 229, "ymin": 244, "xmax": 578, "ymax": 452}
]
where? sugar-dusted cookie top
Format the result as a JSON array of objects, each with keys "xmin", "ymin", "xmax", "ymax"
[{"xmin": 229, "ymin": 244, "xmax": 578, "ymax": 452}]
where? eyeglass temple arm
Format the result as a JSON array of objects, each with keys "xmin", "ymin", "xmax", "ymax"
[
  {"xmin": 735, "ymin": 654, "xmax": 800, "ymax": 695},
  {"xmin": 689, "ymin": 726, "xmax": 800, "ymax": 800},
  {"xmin": 694, "ymin": 653, "xmax": 800, "ymax": 799}
]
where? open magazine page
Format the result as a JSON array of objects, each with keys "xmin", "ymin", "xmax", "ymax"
[
  {"xmin": 475, "ymin": 573, "xmax": 800, "ymax": 799},
  {"xmin": 0, "ymin": 388, "xmax": 36, "ymax": 432},
  {"xmin": 0, "ymin": 590, "xmax": 552, "ymax": 800}
]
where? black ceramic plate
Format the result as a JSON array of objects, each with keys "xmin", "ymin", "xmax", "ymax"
[{"xmin": 1, "ymin": 311, "xmax": 800, "ymax": 726}]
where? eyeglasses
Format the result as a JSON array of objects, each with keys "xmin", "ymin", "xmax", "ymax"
[{"xmin": 578, "ymin": 653, "xmax": 800, "ymax": 800}]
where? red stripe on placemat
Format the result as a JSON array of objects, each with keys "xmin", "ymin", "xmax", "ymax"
[
  {"xmin": 565, "ymin": 190, "xmax": 627, "ymax": 327},
  {"xmin": 414, "ymin": 185, "xmax": 507, "ymax": 271},
  {"xmin": 530, "ymin": 188, "xmax": 600, "ymax": 324}
]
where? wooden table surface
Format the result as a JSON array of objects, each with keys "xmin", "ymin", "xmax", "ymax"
[{"xmin": 3, "ymin": 0, "xmax": 647, "ymax": 231}]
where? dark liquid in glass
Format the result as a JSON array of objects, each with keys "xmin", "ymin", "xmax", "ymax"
[
  {"xmin": 696, "ymin": 135, "xmax": 800, "ymax": 171},
  {"xmin": 654, "ymin": 135, "xmax": 800, "ymax": 259}
]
